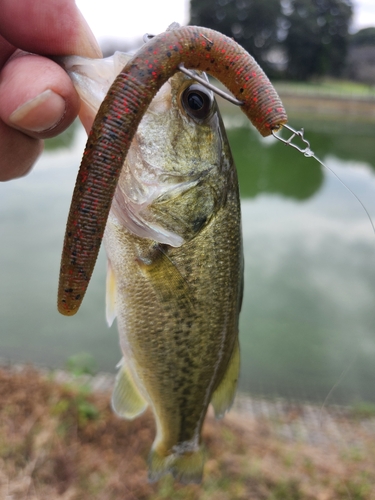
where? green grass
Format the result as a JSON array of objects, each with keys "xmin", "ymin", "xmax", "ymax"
[
  {"xmin": 350, "ymin": 401, "xmax": 375, "ymax": 419},
  {"xmin": 275, "ymin": 79, "xmax": 375, "ymax": 98}
]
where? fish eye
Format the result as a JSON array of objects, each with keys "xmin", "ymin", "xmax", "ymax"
[{"xmin": 181, "ymin": 84, "xmax": 214, "ymax": 120}]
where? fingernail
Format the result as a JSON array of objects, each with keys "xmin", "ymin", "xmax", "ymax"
[{"xmin": 9, "ymin": 89, "xmax": 66, "ymax": 133}]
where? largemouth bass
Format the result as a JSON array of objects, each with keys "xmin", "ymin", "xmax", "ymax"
[
  {"xmin": 63, "ymin": 49, "xmax": 243, "ymax": 484},
  {"xmin": 59, "ymin": 24, "xmax": 287, "ymax": 484}
]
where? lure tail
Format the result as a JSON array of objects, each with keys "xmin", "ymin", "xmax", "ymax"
[{"xmin": 148, "ymin": 445, "xmax": 205, "ymax": 484}]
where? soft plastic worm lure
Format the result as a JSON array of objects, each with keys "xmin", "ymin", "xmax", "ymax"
[{"xmin": 58, "ymin": 25, "xmax": 288, "ymax": 315}]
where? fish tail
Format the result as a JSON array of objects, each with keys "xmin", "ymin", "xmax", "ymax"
[{"xmin": 148, "ymin": 444, "xmax": 205, "ymax": 484}]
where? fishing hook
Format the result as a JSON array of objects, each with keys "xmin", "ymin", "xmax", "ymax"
[
  {"xmin": 178, "ymin": 64, "xmax": 244, "ymax": 106},
  {"xmin": 143, "ymin": 33, "xmax": 155, "ymax": 43},
  {"xmin": 143, "ymin": 32, "xmax": 244, "ymax": 106}
]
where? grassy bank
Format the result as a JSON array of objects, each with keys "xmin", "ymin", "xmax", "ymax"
[
  {"xmin": 214, "ymin": 78, "xmax": 375, "ymax": 134},
  {"xmin": 273, "ymin": 80, "xmax": 375, "ymax": 130},
  {"xmin": 1, "ymin": 366, "xmax": 375, "ymax": 499},
  {"xmin": 274, "ymin": 79, "xmax": 375, "ymax": 99}
]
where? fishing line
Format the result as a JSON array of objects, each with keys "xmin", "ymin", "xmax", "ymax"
[
  {"xmin": 272, "ymin": 124, "xmax": 375, "ymax": 237},
  {"xmin": 318, "ymin": 352, "xmax": 358, "ymax": 416},
  {"xmin": 271, "ymin": 125, "xmax": 374, "ymax": 413}
]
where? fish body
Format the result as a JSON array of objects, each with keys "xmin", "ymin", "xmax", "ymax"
[{"xmin": 64, "ymin": 49, "xmax": 243, "ymax": 483}]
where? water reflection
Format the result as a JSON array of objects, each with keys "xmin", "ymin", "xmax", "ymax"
[
  {"xmin": 227, "ymin": 116, "xmax": 375, "ymax": 404},
  {"xmin": 1, "ymin": 112, "xmax": 375, "ymax": 406},
  {"xmin": 227, "ymin": 123, "xmax": 324, "ymax": 200}
]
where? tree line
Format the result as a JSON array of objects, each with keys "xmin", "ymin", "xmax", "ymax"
[{"xmin": 189, "ymin": 0, "xmax": 373, "ymax": 81}]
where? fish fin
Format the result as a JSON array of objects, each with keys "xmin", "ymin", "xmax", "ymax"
[
  {"xmin": 137, "ymin": 246, "xmax": 193, "ymax": 311},
  {"xmin": 211, "ymin": 338, "xmax": 240, "ymax": 419},
  {"xmin": 111, "ymin": 360, "xmax": 148, "ymax": 420},
  {"xmin": 148, "ymin": 445, "xmax": 205, "ymax": 484},
  {"xmin": 106, "ymin": 260, "xmax": 117, "ymax": 327}
]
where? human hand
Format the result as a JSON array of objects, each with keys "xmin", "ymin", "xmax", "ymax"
[{"xmin": 0, "ymin": 0, "xmax": 102, "ymax": 181}]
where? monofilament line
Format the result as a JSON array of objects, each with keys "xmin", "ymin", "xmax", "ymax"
[
  {"xmin": 272, "ymin": 124, "xmax": 375, "ymax": 238},
  {"xmin": 312, "ymin": 154, "xmax": 375, "ymax": 237}
]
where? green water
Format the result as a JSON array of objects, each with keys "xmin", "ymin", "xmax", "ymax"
[{"xmin": 1, "ymin": 112, "xmax": 375, "ymax": 405}]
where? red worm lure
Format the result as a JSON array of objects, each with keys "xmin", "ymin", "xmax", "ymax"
[{"xmin": 58, "ymin": 25, "xmax": 288, "ymax": 315}]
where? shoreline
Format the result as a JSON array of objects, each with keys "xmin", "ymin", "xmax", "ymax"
[
  {"xmin": 2, "ymin": 364, "xmax": 375, "ymax": 499},
  {"xmin": 214, "ymin": 81, "xmax": 375, "ymax": 131},
  {"xmin": 4, "ymin": 362, "xmax": 375, "ymax": 448},
  {"xmin": 277, "ymin": 90, "xmax": 375, "ymax": 123}
]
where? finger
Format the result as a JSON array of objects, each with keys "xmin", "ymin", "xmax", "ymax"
[
  {"xmin": 0, "ymin": 34, "xmax": 15, "ymax": 67},
  {"xmin": 0, "ymin": 0, "xmax": 101, "ymax": 58},
  {"xmin": 0, "ymin": 121, "xmax": 43, "ymax": 181},
  {"xmin": 0, "ymin": 52, "xmax": 81, "ymax": 179},
  {"xmin": 0, "ymin": 53, "xmax": 80, "ymax": 139}
]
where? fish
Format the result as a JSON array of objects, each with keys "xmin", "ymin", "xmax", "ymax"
[
  {"xmin": 62, "ymin": 47, "xmax": 243, "ymax": 484},
  {"xmin": 59, "ymin": 24, "xmax": 287, "ymax": 484}
]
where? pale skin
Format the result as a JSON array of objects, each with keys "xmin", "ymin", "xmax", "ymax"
[{"xmin": 0, "ymin": 0, "xmax": 102, "ymax": 181}]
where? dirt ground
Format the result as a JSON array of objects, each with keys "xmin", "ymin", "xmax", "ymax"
[{"xmin": 1, "ymin": 366, "xmax": 375, "ymax": 500}]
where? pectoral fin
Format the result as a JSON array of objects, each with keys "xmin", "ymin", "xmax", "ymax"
[
  {"xmin": 137, "ymin": 246, "xmax": 193, "ymax": 312},
  {"xmin": 106, "ymin": 260, "xmax": 117, "ymax": 327},
  {"xmin": 210, "ymin": 338, "xmax": 240, "ymax": 419},
  {"xmin": 112, "ymin": 360, "xmax": 148, "ymax": 420}
]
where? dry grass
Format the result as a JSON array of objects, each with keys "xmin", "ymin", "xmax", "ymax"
[{"xmin": 1, "ymin": 366, "xmax": 375, "ymax": 499}]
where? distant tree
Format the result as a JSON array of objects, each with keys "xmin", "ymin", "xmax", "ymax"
[
  {"xmin": 350, "ymin": 27, "xmax": 375, "ymax": 47},
  {"xmin": 189, "ymin": 0, "xmax": 353, "ymax": 80},
  {"xmin": 283, "ymin": 0, "xmax": 353, "ymax": 80},
  {"xmin": 346, "ymin": 28, "xmax": 375, "ymax": 84},
  {"xmin": 189, "ymin": 0, "xmax": 283, "ymax": 74}
]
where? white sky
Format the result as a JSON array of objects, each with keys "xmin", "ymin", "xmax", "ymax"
[
  {"xmin": 76, "ymin": 0, "xmax": 190, "ymax": 42},
  {"xmin": 76, "ymin": 0, "xmax": 375, "ymax": 43},
  {"xmin": 353, "ymin": 0, "xmax": 375, "ymax": 30}
]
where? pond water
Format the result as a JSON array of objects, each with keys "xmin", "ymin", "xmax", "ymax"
[{"xmin": 1, "ymin": 109, "xmax": 375, "ymax": 406}]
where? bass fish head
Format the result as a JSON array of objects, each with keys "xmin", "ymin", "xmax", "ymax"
[
  {"xmin": 112, "ymin": 68, "xmax": 230, "ymax": 246},
  {"xmin": 133, "ymin": 69, "xmax": 221, "ymax": 180},
  {"xmin": 61, "ymin": 52, "xmax": 230, "ymax": 247}
]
